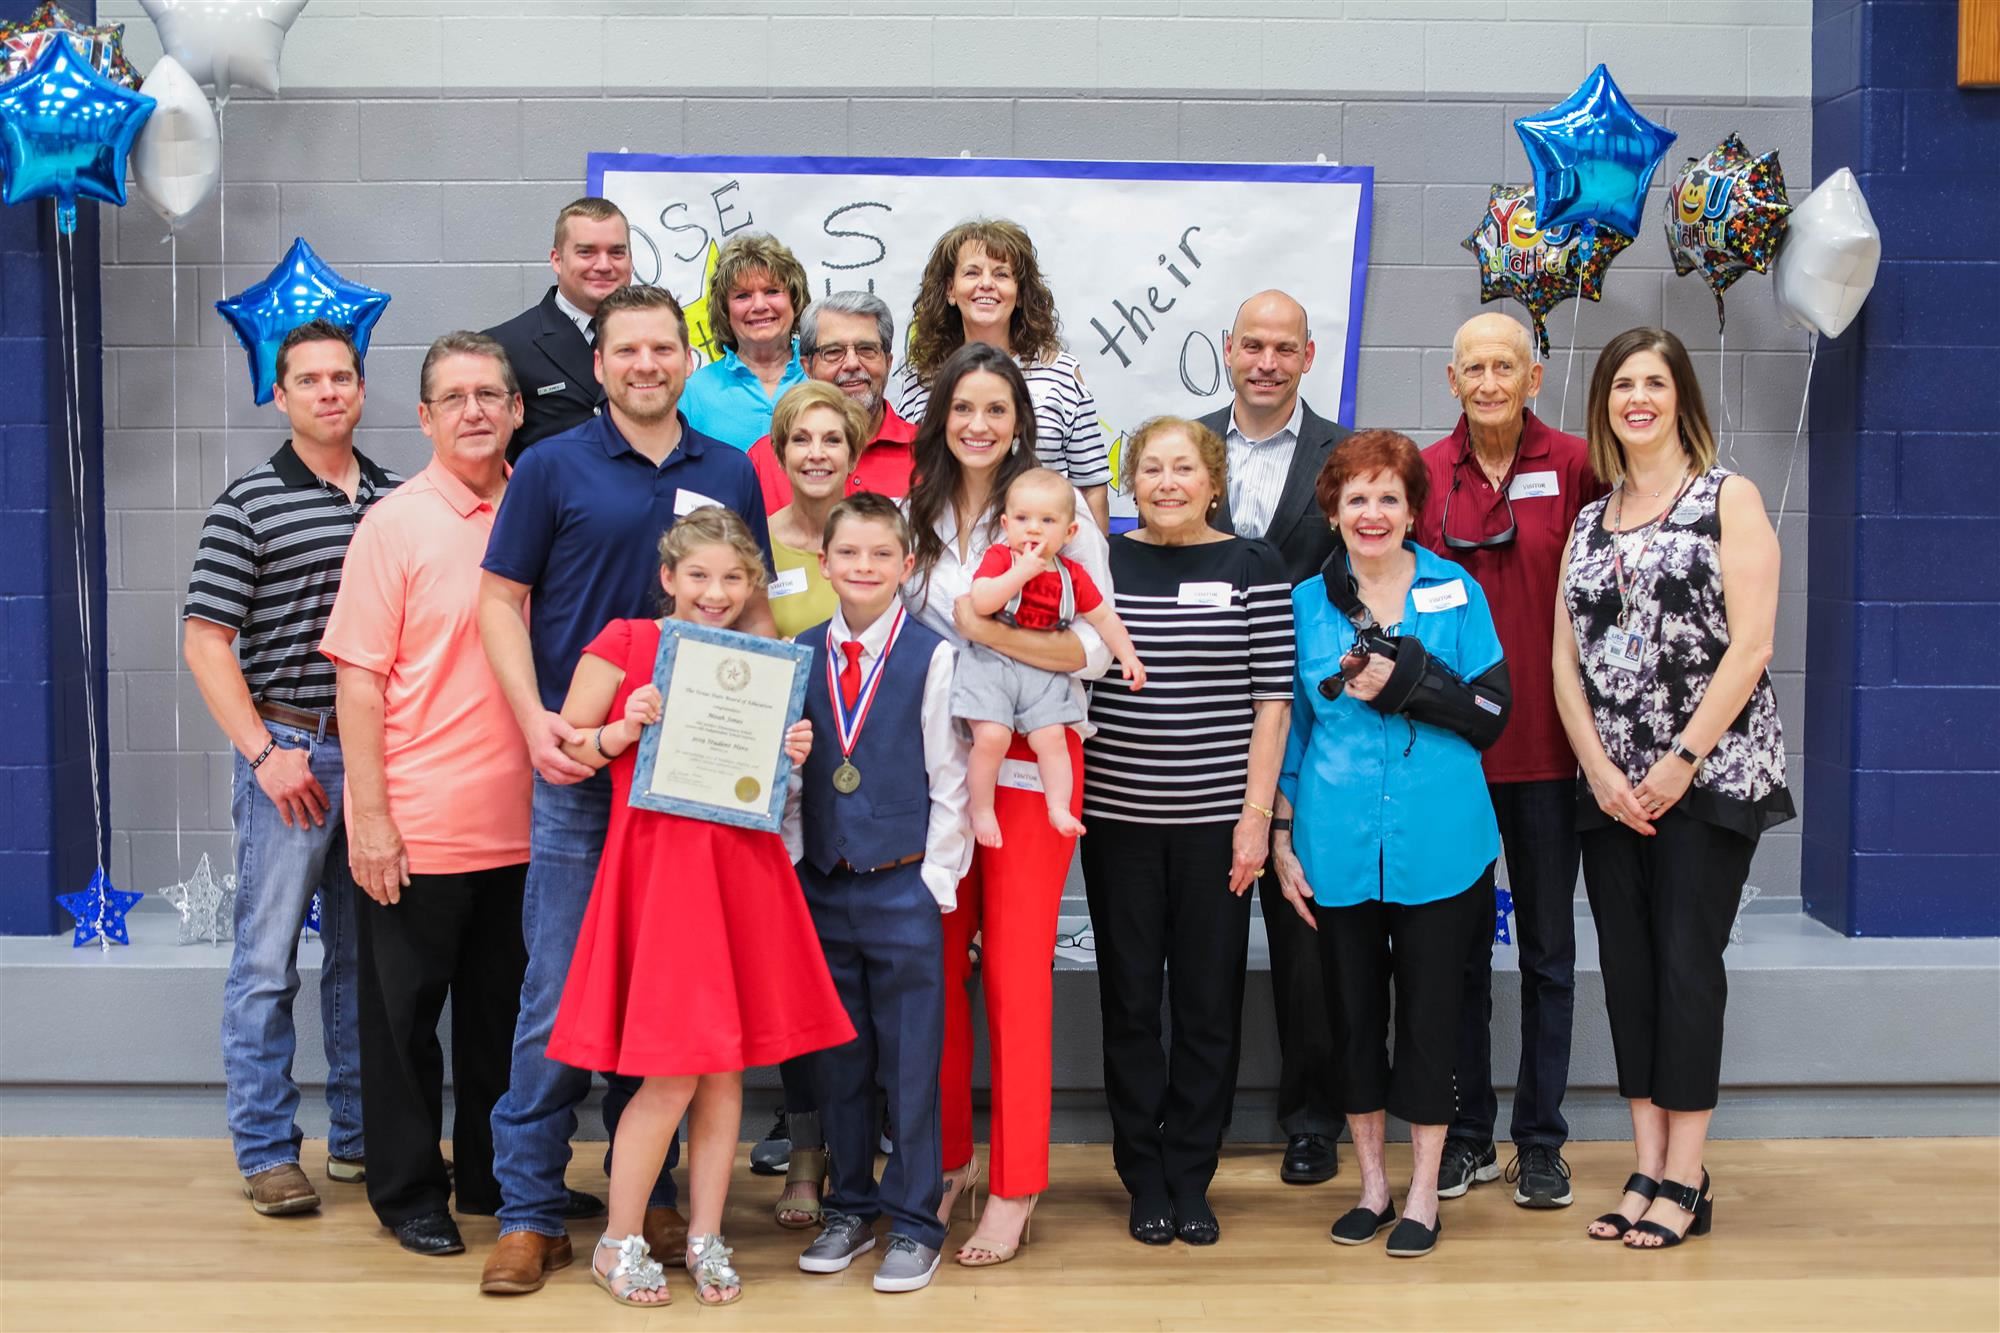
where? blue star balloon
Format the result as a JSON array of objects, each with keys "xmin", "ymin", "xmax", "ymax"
[
  {"xmin": 1513, "ymin": 64, "xmax": 1676, "ymax": 239},
  {"xmin": 0, "ymin": 31, "xmax": 155, "ymax": 234},
  {"xmin": 1494, "ymin": 886, "xmax": 1514, "ymax": 946},
  {"xmin": 216, "ymin": 237, "xmax": 392, "ymax": 405},
  {"xmin": 57, "ymin": 867, "xmax": 145, "ymax": 947}
]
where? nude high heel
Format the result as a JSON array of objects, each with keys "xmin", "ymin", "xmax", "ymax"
[{"xmin": 957, "ymin": 1192, "xmax": 1038, "ymax": 1267}]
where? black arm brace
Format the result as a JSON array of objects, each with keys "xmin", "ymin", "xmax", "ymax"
[{"xmin": 1361, "ymin": 635, "xmax": 1512, "ymax": 751}]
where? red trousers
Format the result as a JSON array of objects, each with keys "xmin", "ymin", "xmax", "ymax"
[{"xmin": 940, "ymin": 730, "xmax": 1081, "ymax": 1198}]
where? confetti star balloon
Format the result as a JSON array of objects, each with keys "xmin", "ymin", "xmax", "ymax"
[
  {"xmin": 1773, "ymin": 167, "xmax": 1879, "ymax": 339},
  {"xmin": 140, "ymin": 0, "xmax": 307, "ymax": 104},
  {"xmin": 1666, "ymin": 134, "xmax": 1792, "ymax": 330},
  {"xmin": 0, "ymin": 31, "xmax": 156, "ymax": 234},
  {"xmin": 1462, "ymin": 185, "xmax": 1634, "ymax": 357},
  {"xmin": 58, "ymin": 868, "xmax": 146, "ymax": 948},
  {"xmin": 215, "ymin": 236, "xmax": 391, "ymax": 404},
  {"xmin": 1514, "ymin": 64, "xmax": 1677, "ymax": 239},
  {"xmin": 1, "ymin": 1, "xmax": 144, "ymax": 88}
]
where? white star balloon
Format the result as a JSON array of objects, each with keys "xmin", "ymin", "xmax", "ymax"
[
  {"xmin": 139, "ymin": 0, "xmax": 307, "ymax": 104},
  {"xmin": 131, "ymin": 55, "xmax": 218, "ymax": 226},
  {"xmin": 1773, "ymin": 168, "xmax": 1881, "ymax": 340}
]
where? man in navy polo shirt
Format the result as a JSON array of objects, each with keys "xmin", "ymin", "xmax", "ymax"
[{"xmin": 475, "ymin": 282, "xmax": 771, "ymax": 1297}]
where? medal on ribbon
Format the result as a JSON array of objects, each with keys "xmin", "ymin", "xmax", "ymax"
[{"xmin": 827, "ymin": 609, "xmax": 905, "ymax": 795}]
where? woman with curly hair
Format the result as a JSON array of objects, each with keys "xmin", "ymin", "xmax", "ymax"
[
  {"xmin": 681, "ymin": 232, "xmax": 810, "ymax": 449},
  {"xmin": 891, "ymin": 219, "xmax": 1113, "ymax": 533}
]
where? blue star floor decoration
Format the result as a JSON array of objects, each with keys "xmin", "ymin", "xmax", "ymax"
[
  {"xmin": 56, "ymin": 868, "xmax": 145, "ymax": 948},
  {"xmin": 1494, "ymin": 886, "xmax": 1515, "ymax": 945},
  {"xmin": 303, "ymin": 889, "xmax": 322, "ymax": 938}
]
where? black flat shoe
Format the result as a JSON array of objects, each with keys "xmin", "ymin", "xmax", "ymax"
[
  {"xmin": 1385, "ymin": 1214, "xmax": 1440, "ymax": 1258},
  {"xmin": 1173, "ymin": 1195, "xmax": 1219, "ymax": 1246},
  {"xmin": 1281, "ymin": 1133, "xmax": 1339, "ymax": 1185},
  {"xmin": 393, "ymin": 1210, "xmax": 465, "ymax": 1256},
  {"xmin": 1128, "ymin": 1196, "xmax": 1175, "ymax": 1246},
  {"xmin": 1589, "ymin": 1172, "xmax": 1659, "ymax": 1240},
  {"xmin": 1329, "ymin": 1201, "xmax": 1396, "ymax": 1245},
  {"xmin": 1627, "ymin": 1169, "xmax": 1713, "ymax": 1249}
]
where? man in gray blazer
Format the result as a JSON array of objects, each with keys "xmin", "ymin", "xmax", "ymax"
[{"xmin": 1198, "ymin": 288, "xmax": 1351, "ymax": 1185}]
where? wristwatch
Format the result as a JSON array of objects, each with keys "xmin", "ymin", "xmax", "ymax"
[{"xmin": 1668, "ymin": 734, "xmax": 1706, "ymax": 768}]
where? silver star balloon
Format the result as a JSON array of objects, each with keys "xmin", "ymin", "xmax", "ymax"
[{"xmin": 157, "ymin": 852, "xmax": 237, "ymax": 946}]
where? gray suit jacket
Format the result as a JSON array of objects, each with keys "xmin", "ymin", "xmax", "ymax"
[{"xmin": 1200, "ymin": 400, "xmax": 1351, "ymax": 586}]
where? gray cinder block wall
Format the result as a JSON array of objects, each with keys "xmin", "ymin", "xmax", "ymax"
[{"xmin": 95, "ymin": 0, "xmax": 1814, "ymax": 902}]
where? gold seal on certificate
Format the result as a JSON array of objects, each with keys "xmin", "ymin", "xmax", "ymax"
[
  {"xmin": 627, "ymin": 622, "xmax": 813, "ymax": 833},
  {"xmin": 832, "ymin": 762, "xmax": 861, "ymax": 794}
]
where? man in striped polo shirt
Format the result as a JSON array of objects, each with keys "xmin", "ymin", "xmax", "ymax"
[{"xmin": 185, "ymin": 320, "xmax": 401, "ymax": 1218}]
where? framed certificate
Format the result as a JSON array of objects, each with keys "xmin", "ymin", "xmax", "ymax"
[{"xmin": 628, "ymin": 620, "xmax": 813, "ymax": 832}]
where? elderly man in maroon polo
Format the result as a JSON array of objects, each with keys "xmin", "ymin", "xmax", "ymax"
[{"xmin": 1415, "ymin": 311, "xmax": 1607, "ymax": 1212}]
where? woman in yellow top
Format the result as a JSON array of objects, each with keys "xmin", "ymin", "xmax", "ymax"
[
  {"xmin": 760, "ymin": 380, "xmax": 871, "ymax": 1230},
  {"xmin": 767, "ymin": 382, "xmax": 869, "ymax": 642}
]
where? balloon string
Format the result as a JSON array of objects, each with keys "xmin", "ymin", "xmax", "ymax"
[
  {"xmin": 56, "ymin": 228, "xmax": 108, "ymax": 881},
  {"xmin": 1717, "ymin": 333, "xmax": 1737, "ymax": 467},
  {"xmin": 1774, "ymin": 331, "xmax": 1817, "ymax": 536},
  {"xmin": 217, "ymin": 100, "xmax": 229, "ymax": 480},
  {"xmin": 170, "ymin": 229, "xmax": 183, "ymax": 867},
  {"xmin": 1558, "ymin": 262, "xmax": 1584, "ymax": 434}
]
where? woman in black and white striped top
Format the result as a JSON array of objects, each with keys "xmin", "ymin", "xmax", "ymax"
[
  {"xmin": 892, "ymin": 218, "xmax": 1114, "ymax": 532},
  {"xmin": 1079, "ymin": 416, "xmax": 1293, "ymax": 1250}
]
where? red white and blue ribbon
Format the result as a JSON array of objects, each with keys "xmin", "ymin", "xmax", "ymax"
[{"xmin": 826, "ymin": 607, "xmax": 905, "ymax": 760}]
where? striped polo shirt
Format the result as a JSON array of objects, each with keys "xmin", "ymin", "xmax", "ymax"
[
  {"xmin": 892, "ymin": 349, "xmax": 1113, "ymax": 488},
  {"xmin": 185, "ymin": 440, "xmax": 401, "ymax": 713}
]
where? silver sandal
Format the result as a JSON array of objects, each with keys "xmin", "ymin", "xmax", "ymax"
[
  {"xmin": 592, "ymin": 1233, "xmax": 668, "ymax": 1307},
  {"xmin": 686, "ymin": 1232, "xmax": 743, "ymax": 1305}
]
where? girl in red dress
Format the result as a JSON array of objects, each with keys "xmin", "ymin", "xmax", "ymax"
[{"xmin": 547, "ymin": 507, "xmax": 855, "ymax": 1308}]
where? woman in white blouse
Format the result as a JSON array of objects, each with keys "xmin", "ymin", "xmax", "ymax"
[{"xmin": 901, "ymin": 342, "xmax": 1111, "ymax": 1267}]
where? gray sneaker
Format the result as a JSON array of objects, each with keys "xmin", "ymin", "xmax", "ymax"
[
  {"xmin": 798, "ymin": 1211, "xmax": 875, "ymax": 1273},
  {"xmin": 872, "ymin": 1233, "xmax": 941, "ymax": 1293}
]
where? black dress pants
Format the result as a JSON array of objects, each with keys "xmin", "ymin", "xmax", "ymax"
[
  {"xmin": 1581, "ymin": 809, "xmax": 1757, "ymax": 1112},
  {"xmin": 354, "ymin": 863, "xmax": 529, "ymax": 1225},
  {"xmin": 1451, "ymin": 778, "xmax": 1580, "ymax": 1148},
  {"xmin": 1082, "ymin": 818, "xmax": 1253, "ymax": 1202},
  {"xmin": 1315, "ymin": 869, "xmax": 1493, "ymax": 1127},
  {"xmin": 1257, "ymin": 845, "xmax": 1346, "ymax": 1139}
]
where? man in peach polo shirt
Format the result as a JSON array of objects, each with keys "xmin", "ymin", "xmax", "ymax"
[{"xmin": 322, "ymin": 331, "xmax": 542, "ymax": 1259}]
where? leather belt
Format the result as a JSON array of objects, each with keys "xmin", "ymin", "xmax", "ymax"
[
  {"xmin": 257, "ymin": 699, "xmax": 338, "ymax": 741},
  {"xmin": 835, "ymin": 851, "xmax": 925, "ymax": 875}
]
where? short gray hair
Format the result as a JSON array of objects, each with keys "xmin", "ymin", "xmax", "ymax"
[
  {"xmin": 798, "ymin": 289, "xmax": 894, "ymax": 360},
  {"xmin": 420, "ymin": 330, "xmax": 518, "ymax": 402}
]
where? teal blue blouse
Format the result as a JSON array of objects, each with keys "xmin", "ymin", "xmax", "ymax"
[
  {"xmin": 679, "ymin": 347, "xmax": 807, "ymax": 451},
  {"xmin": 1279, "ymin": 542, "xmax": 1504, "ymax": 909}
]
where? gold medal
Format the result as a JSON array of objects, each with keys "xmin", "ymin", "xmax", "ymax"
[{"xmin": 832, "ymin": 762, "xmax": 862, "ymax": 794}]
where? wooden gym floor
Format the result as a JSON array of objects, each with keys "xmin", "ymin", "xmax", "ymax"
[{"xmin": 1, "ymin": 1137, "xmax": 1995, "ymax": 1331}]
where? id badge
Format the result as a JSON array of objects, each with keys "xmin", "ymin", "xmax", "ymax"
[{"xmin": 1604, "ymin": 627, "xmax": 1646, "ymax": 673}]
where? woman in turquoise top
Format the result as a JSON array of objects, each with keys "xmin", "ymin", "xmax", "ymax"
[
  {"xmin": 680, "ymin": 232, "xmax": 810, "ymax": 449},
  {"xmin": 1273, "ymin": 430, "xmax": 1512, "ymax": 1261}
]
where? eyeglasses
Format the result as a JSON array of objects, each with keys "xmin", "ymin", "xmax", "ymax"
[
  {"xmin": 1440, "ymin": 474, "xmax": 1517, "ymax": 550},
  {"xmin": 807, "ymin": 341, "xmax": 886, "ymax": 365},
  {"xmin": 425, "ymin": 388, "xmax": 513, "ymax": 417}
]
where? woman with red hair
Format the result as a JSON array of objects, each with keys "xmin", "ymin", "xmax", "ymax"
[{"xmin": 1272, "ymin": 430, "xmax": 1512, "ymax": 1260}]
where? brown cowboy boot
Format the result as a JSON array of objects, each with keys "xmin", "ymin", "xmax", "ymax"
[
  {"xmin": 242, "ymin": 1163, "xmax": 320, "ymax": 1216},
  {"xmin": 479, "ymin": 1230, "xmax": 575, "ymax": 1295}
]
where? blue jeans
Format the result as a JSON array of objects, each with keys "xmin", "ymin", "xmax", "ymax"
[
  {"xmin": 223, "ymin": 722, "xmax": 364, "ymax": 1175},
  {"xmin": 491, "ymin": 772, "xmax": 678, "ymax": 1237}
]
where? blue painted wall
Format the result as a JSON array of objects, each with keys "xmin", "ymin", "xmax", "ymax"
[
  {"xmin": 1806, "ymin": 0, "xmax": 2000, "ymax": 936},
  {"xmin": 0, "ymin": 0, "xmax": 111, "ymax": 934}
]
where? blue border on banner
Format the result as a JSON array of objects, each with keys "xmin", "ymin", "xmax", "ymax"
[
  {"xmin": 628, "ymin": 619, "xmax": 812, "ymax": 834},
  {"xmin": 587, "ymin": 152, "xmax": 1375, "ymax": 427}
]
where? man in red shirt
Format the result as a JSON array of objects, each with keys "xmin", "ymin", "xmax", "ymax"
[
  {"xmin": 1415, "ymin": 312, "xmax": 1607, "ymax": 1212},
  {"xmin": 750, "ymin": 289, "xmax": 916, "ymax": 512}
]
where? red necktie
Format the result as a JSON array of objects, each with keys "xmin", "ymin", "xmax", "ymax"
[{"xmin": 839, "ymin": 640, "xmax": 863, "ymax": 711}]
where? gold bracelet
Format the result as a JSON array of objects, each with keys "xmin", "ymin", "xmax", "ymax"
[{"xmin": 1243, "ymin": 799, "xmax": 1274, "ymax": 819}]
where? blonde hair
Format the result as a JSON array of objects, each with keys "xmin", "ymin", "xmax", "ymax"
[
  {"xmin": 1585, "ymin": 326, "xmax": 1718, "ymax": 485},
  {"xmin": 656, "ymin": 507, "xmax": 768, "ymax": 611},
  {"xmin": 1120, "ymin": 415, "xmax": 1226, "ymax": 499},
  {"xmin": 708, "ymin": 232, "xmax": 811, "ymax": 354},
  {"xmin": 770, "ymin": 381, "xmax": 869, "ymax": 469}
]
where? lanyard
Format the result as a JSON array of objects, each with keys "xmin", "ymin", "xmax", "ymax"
[
  {"xmin": 826, "ymin": 607, "xmax": 905, "ymax": 760},
  {"xmin": 1608, "ymin": 473, "xmax": 1693, "ymax": 627}
]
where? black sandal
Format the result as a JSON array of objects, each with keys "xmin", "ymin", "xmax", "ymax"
[
  {"xmin": 1589, "ymin": 1172, "xmax": 1659, "ymax": 1240},
  {"xmin": 1626, "ymin": 1170, "xmax": 1713, "ymax": 1249},
  {"xmin": 1173, "ymin": 1194, "xmax": 1219, "ymax": 1247},
  {"xmin": 1128, "ymin": 1195, "xmax": 1175, "ymax": 1246}
]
